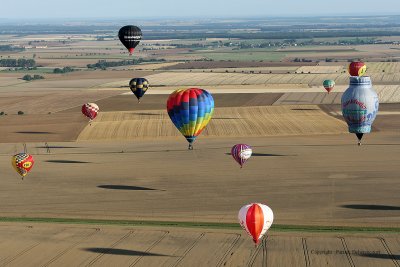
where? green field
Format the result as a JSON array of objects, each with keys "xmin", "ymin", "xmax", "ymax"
[{"xmin": 196, "ymin": 51, "xmax": 286, "ymax": 61}]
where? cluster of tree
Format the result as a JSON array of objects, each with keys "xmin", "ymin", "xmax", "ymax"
[
  {"xmin": 293, "ymin": 58, "xmax": 313, "ymax": 63},
  {"xmin": 22, "ymin": 74, "xmax": 44, "ymax": 81},
  {"xmin": 96, "ymin": 35, "xmax": 114, "ymax": 41},
  {"xmin": 0, "ymin": 45, "xmax": 24, "ymax": 52},
  {"xmin": 53, "ymin": 66, "xmax": 74, "ymax": 74},
  {"xmin": 87, "ymin": 58, "xmax": 165, "ymax": 70},
  {"xmin": 0, "ymin": 59, "xmax": 36, "ymax": 68}
]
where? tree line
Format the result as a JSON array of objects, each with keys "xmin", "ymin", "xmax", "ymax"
[{"xmin": 0, "ymin": 58, "xmax": 36, "ymax": 68}]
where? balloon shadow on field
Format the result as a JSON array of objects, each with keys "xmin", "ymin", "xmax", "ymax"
[
  {"xmin": 225, "ymin": 153, "xmax": 293, "ymax": 157},
  {"xmin": 46, "ymin": 160, "xmax": 91, "ymax": 164},
  {"xmin": 133, "ymin": 113, "xmax": 161, "ymax": 116},
  {"xmin": 340, "ymin": 204, "xmax": 400, "ymax": 211},
  {"xmin": 213, "ymin": 117, "xmax": 242, "ymax": 120},
  {"xmin": 36, "ymin": 146, "xmax": 81, "ymax": 149},
  {"xmin": 97, "ymin": 185, "xmax": 159, "ymax": 191},
  {"xmin": 291, "ymin": 108, "xmax": 320, "ymax": 111},
  {"xmin": 83, "ymin": 248, "xmax": 168, "ymax": 256},
  {"xmin": 15, "ymin": 131, "xmax": 54, "ymax": 134},
  {"xmin": 361, "ymin": 253, "xmax": 400, "ymax": 260}
]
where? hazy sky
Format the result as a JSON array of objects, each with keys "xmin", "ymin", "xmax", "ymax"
[{"xmin": 1, "ymin": 0, "xmax": 400, "ymax": 19}]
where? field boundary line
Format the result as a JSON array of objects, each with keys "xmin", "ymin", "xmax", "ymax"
[
  {"xmin": 338, "ymin": 237, "xmax": 355, "ymax": 267},
  {"xmin": 41, "ymin": 228, "xmax": 100, "ymax": 267},
  {"xmin": 0, "ymin": 217, "xmax": 400, "ymax": 233},
  {"xmin": 129, "ymin": 231, "xmax": 169, "ymax": 266},
  {"xmin": 171, "ymin": 232, "xmax": 205, "ymax": 267},
  {"xmin": 301, "ymin": 238, "xmax": 310, "ymax": 267},
  {"xmin": 86, "ymin": 230, "xmax": 134, "ymax": 266},
  {"xmin": 378, "ymin": 237, "xmax": 400, "ymax": 267},
  {"xmin": 216, "ymin": 233, "xmax": 242, "ymax": 267}
]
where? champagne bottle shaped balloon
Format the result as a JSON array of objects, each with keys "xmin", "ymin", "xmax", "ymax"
[{"xmin": 341, "ymin": 76, "xmax": 379, "ymax": 145}]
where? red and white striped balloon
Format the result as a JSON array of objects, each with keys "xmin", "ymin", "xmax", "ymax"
[
  {"xmin": 231, "ymin": 144, "xmax": 252, "ymax": 168},
  {"xmin": 238, "ymin": 203, "xmax": 274, "ymax": 245},
  {"xmin": 82, "ymin": 103, "xmax": 99, "ymax": 121}
]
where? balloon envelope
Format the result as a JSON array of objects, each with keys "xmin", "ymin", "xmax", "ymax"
[
  {"xmin": 348, "ymin": 62, "xmax": 367, "ymax": 77},
  {"xmin": 238, "ymin": 203, "xmax": 274, "ymax": 245},
  {"xmin": 129, "ymin": 78, "xmax": 149, "ymax": 101},
  {"xmin": 12, "ymin": 153, "xmax": 34, "ymax": 178},
  {"xmin": 341, "ymin": 76, "xmax": 379, "ymax": 144},
  {"xmin": 323, "ymin": 79, "xmax": 335, "ymax": 93},
  {"xmin": 118, "ymin": 25, "xmax": 142, "ymax": 55},
  {"xmin": 231, "ymin": 144, "xmax": 252, "ymax": 168},
  {"xmin": 167, "ymin": 88, "xmax": 214, "ymax": 149},
  {"xmin": 82, "ymin": 103, "xmax": 99, "ymax": 121}
]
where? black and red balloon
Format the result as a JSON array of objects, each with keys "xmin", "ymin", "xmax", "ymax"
[{"xmin": 118, "ymin": 25, "xmax": 142, "ymax": 55}]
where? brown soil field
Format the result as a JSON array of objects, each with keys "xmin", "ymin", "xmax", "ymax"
[
  {"xmin": 0, "ymin": 113, "xmax": 87, "ymax": 143},
  {"xmin": 142, "ymin": 72, "xmax": 400, "ymax": 87},
  {"xmin": 0, "ymin": 90, "xmax": 123, "ymax": 114},
  {"xmin": 295, "ymin": 65, "xmax": 344, "ymax": 74},
  {"xmin": 76, "ymin": 105, "xmax": 347, "ymax": 141},
  {"xmin": 61, "ymin": 93, "xmax": 283, "ymax": 113},
  {"xmin": 161, "ymin": 61, "xmax": 316, "ymax": 70},
  {"xmin": 320, "ymin": 103, "xmax": 400, "ymax": 133},
  {"xmin": 0, "ymin": 133, "xmax": 399, "ymax": 226},
  {"xmin": 274, "ymin": 85, "xmax": 400, "ymax": 105},
  {"xmin": 0, "ymin": 224, "xmax": 398, "ymax": 267}
]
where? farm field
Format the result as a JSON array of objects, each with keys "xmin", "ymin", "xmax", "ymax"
[
  {"xmin": 0, "ymin": 224, "xmax": 398, "ymax": 267},
  {"xmin": 0, "ymin": 30, "xmax": 400, "ymax": 266},
  {"xmin": 76, "ymin": 105, "xmax": 347, "ymax": 141}
]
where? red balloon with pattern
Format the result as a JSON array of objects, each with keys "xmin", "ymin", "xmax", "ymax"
[
  {"xmin": 11, "ymin": 153, "xmax": 34, "ymax": 179},
  {"xmin": 82, "ymin": 103, "xmax": 99, "ymax": 121}
]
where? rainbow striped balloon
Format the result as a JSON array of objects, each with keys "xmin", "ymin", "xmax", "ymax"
[
  {"xmin": 167, "ymin": 88, "xmax": 214, "ymax": 149},
  {"xmin": 231, "ymin": 144, "xmax": 252, "ymax": 168}
]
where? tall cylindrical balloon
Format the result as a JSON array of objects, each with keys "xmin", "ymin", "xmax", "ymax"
[
  {"xmin": 167, "ymin": 88, "xmax": 214, "ymax": 149},
  {"xmin": 238, "ymin": 203, "xmax": 274, "ymax": 245},
  {"xmin": 231, "ymin": 144, "xmax": 252, "ymax": 168},
  {"xmin": 341, "ymin": 76, "xmax": 379, "ymax": 145}
]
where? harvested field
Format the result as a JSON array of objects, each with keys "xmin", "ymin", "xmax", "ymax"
[
  {"xmin": 161, "ymin": 61, "xmax": 316, "ymax": 70},
  {"xmin": 0, "ymin": 90, "xmax": 123, "ymax": 114},
  {"xmin": 142, "ymin": 72, "xmax": 400, "ymax": 87},
  {"xmin": 320, "ymin": 103, "xmax": 400, "ymax": 133},
  {"xmin": 366, "ymin": 62, "xmax": 400, "ymax": 74},
  {"xmin": 0, "ymin": 224, "xmax": 398, "ymax": 267},
  {"xmin": 273, "ymin": 85, "xmax": 400, "ymax": 105},
  {"xmin": 295, "ymin": 65, "xmax": 344, "ymax": 74},
  {"xmin": 76, "ymin": 105, "xmax": 347, "ymax": 141},
  {"xmin": 126, "ymin": 62, "xmax": 183, "ymax": 70},
  {"xmin": 0, "ymin": 113, "xmax": 87, "ymax": 143},
  {"xmin": 62, "ymin": 93, "xmax": 283, "ymax": 113},
  {"xmin": 0, "ymin": 133, "xmax": 399, "ymax": 225}
]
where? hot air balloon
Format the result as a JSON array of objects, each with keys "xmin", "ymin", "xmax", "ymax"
[
  {"xmin": 231, "ymin": 144, "xmax": 252, "ymax": 168},
  {"xmin": 341, "ymin": 76, "xmax": 379, "ymax": 145},
  {"xmin": 118, "ymin": 25, "xmax": 142, "ymax": 55},
  {"xmin": 238, "ymin": 203, "xmax": 274, "ymax": 245},
  {"xmin": 82, "ymin": 103, "xmax": 99, "ymax": 123},
  {"xmin": 348, "ymin": 62, "xmax": 367, "ymax": 77},
  {"xmin": 167, "ymin": 88, "xmax": 214, "ymax": 150},
  {"xmin": 11, "ymin": 153, "xmax": 34, "ymax": 179},
  {"xmin": 129, "ymin": 78, "xmax": 149, "ymax": 103},
  {"xmin": 323, "ymin": 79, "xmax": 335, "ymax": 94}
]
